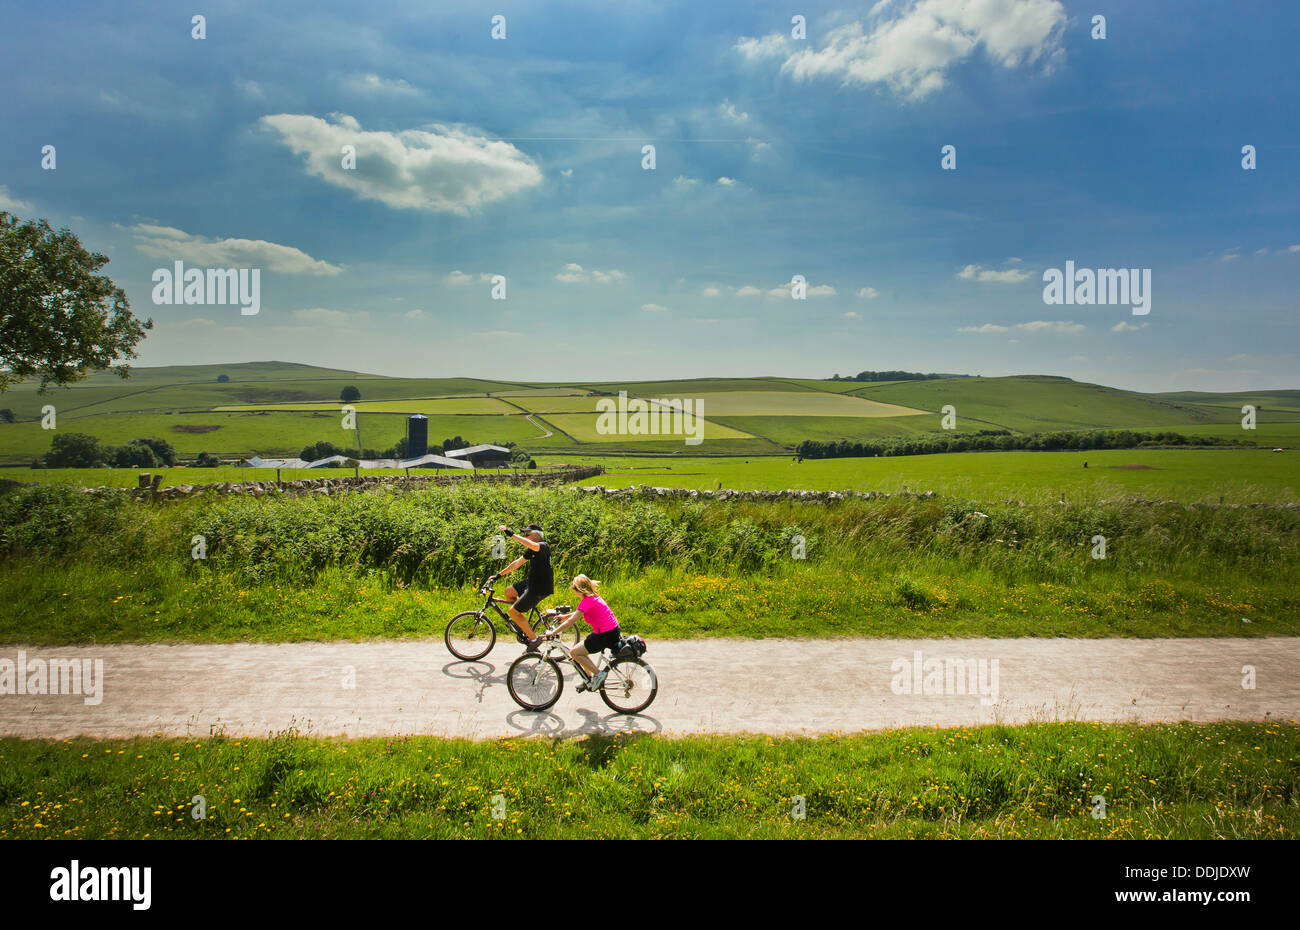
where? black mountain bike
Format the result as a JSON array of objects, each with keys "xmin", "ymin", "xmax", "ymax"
[{"xmin": 444, "ymin": 576, "xmax": 579, "ymax": 661}]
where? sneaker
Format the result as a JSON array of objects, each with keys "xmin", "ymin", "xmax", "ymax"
[
  {"xmin": 589, "ymin": 669, "xmax": 608, "ymax": 690},
  {"xmin": 524, "ymin": 637, "xmax": 542, "ymax": 652}
]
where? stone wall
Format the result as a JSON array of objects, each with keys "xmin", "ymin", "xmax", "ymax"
[{"xmin": 76, "ymin": 465, "xmax": 606, "ymax": 501}]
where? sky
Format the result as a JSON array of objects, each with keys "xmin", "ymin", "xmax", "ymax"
[{"xmin": 1, "ymin": 0, "xmax": 1296, "ymax": 392}]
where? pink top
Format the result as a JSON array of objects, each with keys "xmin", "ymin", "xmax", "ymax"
[{"xmin": 577, "ymin": 595, "xmax": 619, "ymax": 634}]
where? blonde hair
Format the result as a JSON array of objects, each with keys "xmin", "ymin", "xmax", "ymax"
[{"xmin": 570, "ymin": 574, "xmax": 601, "ymax": 598}]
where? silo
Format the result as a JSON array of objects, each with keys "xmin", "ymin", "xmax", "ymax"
[{"xmin": 407, "ymin": 415, "xmax": 428, "ymax": 457}]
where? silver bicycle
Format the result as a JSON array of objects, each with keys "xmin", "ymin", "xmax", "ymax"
[{"xmin": 506, "ymin": 633, "xmax": 657, "ymax": 714}]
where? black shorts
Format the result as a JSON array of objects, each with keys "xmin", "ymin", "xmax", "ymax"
[
  {"xmin": 512, "ymin": 581, "xmax": 550, "ymax": 614},
  {"xmin": 583, "ymin": 629, "xmax": 622, "ymax": 654}
]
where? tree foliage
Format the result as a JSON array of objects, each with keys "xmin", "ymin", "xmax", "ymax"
[{"xmin": 0, "ymin": 214, "xmax": 152, "ymax": 392}]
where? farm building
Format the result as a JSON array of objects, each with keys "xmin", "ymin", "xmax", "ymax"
[
  {"xmin": 444, "ymin": 444, "xmax": 513, "ymax": 467},
  {"xmin": 243, "ymin": 454, "xmax": 472, "ymax": 470}
]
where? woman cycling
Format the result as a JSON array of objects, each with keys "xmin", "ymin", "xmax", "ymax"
[{"xmin": 544, "ymin": 574, "xmax": 620, "ymax": 691}]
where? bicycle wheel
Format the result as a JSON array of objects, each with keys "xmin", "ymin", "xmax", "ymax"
[
  {"xmin": 507, "ymin": 653, "xmax": 565, "ymax": 711},
  {"xmin": 445, "ymin": 611, "xmax": 496, "ymax": 660},
  {"xmin": 599, "ymin": 658, "xmax": 658, "ymax": 714}
]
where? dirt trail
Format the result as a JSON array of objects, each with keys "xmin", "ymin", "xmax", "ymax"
[{"xmin": 0, "ymin": 637, "xmax": 1295, "ymax": 741}]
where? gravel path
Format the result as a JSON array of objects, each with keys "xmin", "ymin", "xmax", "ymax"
[{"xmin": 0, "ymin": 637, "xmax": 1294, "ymax": 741}]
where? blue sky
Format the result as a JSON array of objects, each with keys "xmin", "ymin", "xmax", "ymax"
[{"xmin": 1, "ymin": 0, "xmax": 1296, "ymax": 391}]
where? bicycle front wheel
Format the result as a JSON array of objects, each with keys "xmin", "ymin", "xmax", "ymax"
[
  {"xmin": 507, "ymin": 653, "xmax": 564, "ymax": 711},
  {"xmin": 599, "ymin": 658, "xmax": 658, "ymax": 714},
  {"xmin": 445, "ymin": 611, "xmax": 496, "ymax": 660}
]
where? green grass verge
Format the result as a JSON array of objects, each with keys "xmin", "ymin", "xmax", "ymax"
[{"xmin": 2, "ymin": 722, "xmax": 1294, "ymax": 839}]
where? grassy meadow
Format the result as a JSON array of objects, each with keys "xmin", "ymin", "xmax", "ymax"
[
  {"xmin": 1, "ymin": 722, "xmax": 1294, "ymax": 839},
  {"xmin": 0, "ymin": 481, "xmax": 1294, "ymax": 645}
]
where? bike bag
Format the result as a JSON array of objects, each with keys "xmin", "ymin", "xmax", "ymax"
[{"xmin": 616, "ymin": 634, "xmax": 647, "ymax": 658}]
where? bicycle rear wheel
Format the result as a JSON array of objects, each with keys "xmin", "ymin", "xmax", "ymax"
[
  {"xmin": 599, "ymin": 658, "xmax": 657, "ymax": 714},
  {"xmin": 507, "ymin": 653, "xmax": 565, "ymax": 711},
  {"xmin": 445, "ymin": 611, "xmax": 496, "ymax": 660}
]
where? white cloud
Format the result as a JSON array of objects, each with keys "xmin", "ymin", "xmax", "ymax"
[
  {"xmin": 259, "ymin": 113, "xmax": 543, "ymax": 214},
  {"xmin": 641, "ymin": 303, "xmax": 670, "ymax": 313},
  {"xmin": 1014, "ymin": 320, "xmax": 1085, "ymax": 334},
  {"xmin": 292, "ymin": 307, "xmax": 369, "ymax": 327},
  {"xmin": 402, "ymin": 308, "xmax": 428, "ymax": 320},
  {"xmin": 443, "ymin": 270, "xmax": 491, "ymax": 286},
  {"xmin": 842, "ymin": 311, "xmax": 861, "ymax": 320},
  {"xmin": 808, "ymin": 284, "xmax": 838, "ymax": 297},
  {"xmin": 702, "ymin": 287, "xmax": 721, "ymax": 297},
  {"xmin": 347, "ymin": 73, "xmax": 419, "ymax": 96},
  {"xmin": 959, "ymin": 320, "xmax": 1084, "ymax": 334},
  {"xmin": 719, "ymin": 100, "xmax": 750, "ymax": 123},
  {"xmin": 717, "ymin": 176, "xmax": 738, "ymax": 187},
  {"xmin": 1111, "ymin": 321, "xmax": 1147, "ymax": 333},
  {"xmin": 739, "ymin": 0, "xmax": 1067, "ymax": 101},
  {"xmin": 673, "ymin": 176, "xmax": 701, "ymax": 190},
  {"xmin": 735, "ymin": 285, "xmax": 763, "ymax": 297},
  {"xmin": 554, "ymin": 263, "xmax": 625, "ymax": 284},
  {"xmin": 1288, "ymin": 245, "xmax": 1300, "ymax": 253},
  {"xmin": 128, "ymin": 224, "xmax": 343, "ymax": 274},
  {"xmin": 957, "ymin": 263, "xmax": 1031, "ymax": 284},
  {"xmin": 560, "ymin": 168, "xmax": 574, "ymax": 178},
  {"xmin": 0, "ymin": 186, "xmax": 34, "ymax": 213},
  {"xmin": 857, "ymin": 286, "xmax": 879, "ymax": 299}
]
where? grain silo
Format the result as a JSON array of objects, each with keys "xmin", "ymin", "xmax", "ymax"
[{"xmin": 407, "ymin": 415, "xmax": 428, "ymax": 457}]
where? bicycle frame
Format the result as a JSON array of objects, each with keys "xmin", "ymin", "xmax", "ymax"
[
  {"xmin": 539, "ymin": 637, "xmax": 632, "ymax": 690},
  {"xmin": 477, "ymin": 580, "xmax": 567, "ymax": 640}
]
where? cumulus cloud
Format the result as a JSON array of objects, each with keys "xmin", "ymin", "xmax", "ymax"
[
  {"xmin": 959, "ymin": 320, "xmax": 1084, "ymax": 334},
  {"xmin": 641, "ymin": 303, "xmax": 670, "ymax": 313},
  {"xmin": 259, "ymin": 113, "xmax": 543, "ymax": 214},
  {"xmin": 128, "ymin": 224, "xmax": 343, "ymax": 274},
  {"xmin": 957, "ymin": 263, "xmax": 1031, "ymax": 284},
  {"xmin": 554, "ymin": 263, "xmax": 625, "ymax": 284},
  {"xmin": 1111, "ymin": 321, "xmax": 1147, "ymax": 333},
  {"xmin": 702, "ymin": 287, "xmax": 722, "ymax": 297},
  {"xmin": 347, "ymin": 73, "xmax": 419, "ymax": 96},
  {"xmin": 719, "ymin": 100, "xmax": 750, "ymax": 123},
  {"xmin": 1014, "ymin": 320, "xmax": 1085, "ymax": 334},
  {"xmin": 857, "ymin": 286, "xmax": 879, "ymax": 299},
  {"xmin": 717, "ymin": 177, "xmax": 739, "ymax": 187},
  {"xmin": 735, "ymin": 285, "xmax": 763, "ymax": 297},
  {"xmin": 737, "ymin": 0, "xmax": 1066, "ymax": 101},
  {"xmin": 0, "ymin": 186, "xmax": 33, "ymax": 213},
  {"xmin": 443, "ymin": 270, "xmax": 492, "ymax": 286}
]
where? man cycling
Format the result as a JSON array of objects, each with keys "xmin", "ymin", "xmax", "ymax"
[{"xmin": 491, "ymin": 522, "xmax": 554, "ymax": 650}]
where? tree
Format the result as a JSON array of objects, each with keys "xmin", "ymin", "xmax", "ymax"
[
  {"xmin": 131, "ymin": 437, "xmax": 177, "ymax": 466},
  {"xmin": 0, "ymin": 214, "xmax": 152, "ymax": 392},
  {"xmin": 195, "ymin": 452, "xmax": 220, "ymax": 467},
  {"xmin": 45, "ymin": 433, "xmax": 105, "ymax": 468},
  {"xmin": 0, "ymin": 409, "xmax": 13, "ymax": 423},
  {"xmin": 216, "ymin": 374, "xmax": 230, "ymax": 383},
  {"xmin": 340, "ymin": 385, "xmax": 361, "ymax": 403}
]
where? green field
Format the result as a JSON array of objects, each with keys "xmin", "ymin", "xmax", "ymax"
[
  {"xmin": 1, "ymin": 722, "xmax": 1293, "ymax": 839},
  {"xmin": 1, "ymin": 362, "xmax": 1294, "ymax": 464},
  {"xmin": 550, "ymin": 448, "xmax": 1297, "ymax": 504}
]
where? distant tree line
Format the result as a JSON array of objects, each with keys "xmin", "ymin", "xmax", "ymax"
[
  {"xmin": 40, "ymin": 433, "xmax": 178, "ymax": 468},
  {"xmin": 795, "ymin": 429, "xmax": 1248, "ymax": 459},
  {"xmin": 829, "ymin": 371, "xmax": 964, "ymax": 382}
]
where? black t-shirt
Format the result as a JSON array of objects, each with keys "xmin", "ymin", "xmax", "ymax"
[{"xmin": 524, "ymin": 541, "xmax": 554, "ymax": 596}]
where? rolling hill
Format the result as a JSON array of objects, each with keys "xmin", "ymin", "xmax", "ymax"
[{"xmin": 0, "ymin": 362, "xmax": 1290, "ymax": 463}]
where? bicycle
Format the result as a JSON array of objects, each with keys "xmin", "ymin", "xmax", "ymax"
[
  {"xmin": 506, "ymin": 632, "xmax": 658, "ymax": 714},
  {"xmin": 444, "ymin": 575, "xmax": 579, "ymax": 661}
]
